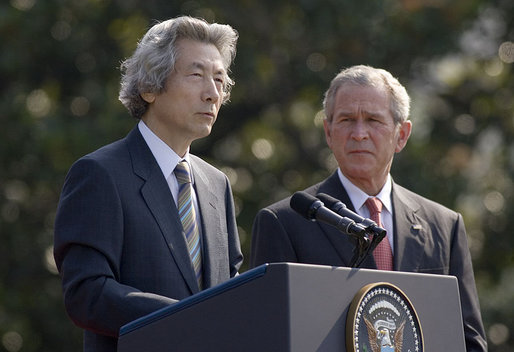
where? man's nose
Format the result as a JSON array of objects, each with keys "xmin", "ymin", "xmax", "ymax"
[
  {"xmin": 202, "ymin": 78, "xmax": 221, "ymax": 103},
  {"xmin": 350, "ymin": 120, "xmax": 369, "ymax": 140}
]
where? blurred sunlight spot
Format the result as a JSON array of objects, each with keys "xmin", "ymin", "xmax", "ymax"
[
  {"xmin": 45, "ymin": 246, "xmax": 59, "ymax": 275},
  {"xmin": 2, "ymin": 331, "xmax": 23, "ymax": 352},
  {"xmin": 457, "ymin": 194, "xmax": 483, "ymax": 221},
  {"xmin": 50, "ymin": 21, "xmax": 72, "ymax": 41},
  {"xmin": 477, "ymin": 127, "xmax": 503, "ymax": 157},
  {"xmin": 252, "ymin": 138, "xmax": 274, "ymax": 160},
  {"xmin": 459, "ymin": 7, "xmax": 506, "ymax": 59},
  {"xmin": 483, "ymin": 191, "xmax": 504, "ymax": 214},
  {"xmin": 467, "ymin": 229, "xmax": 484, "ymax": 258},
  {"xmin": 454, "ymin": 114, "xmax": 475, "ymax": 135},
  {"xmin": 441, "ymin": 144, "xmax": 471, "ymax": 175},
  {"xmin": 484, "ymin": 58, "xmax": 503, "ymax": 76},
  {"xmin": 70, "ymin": 96, "xmax": 91, "ymax": 116},
  {"xmin": 431, "ymin": 55, "xmax": 469, "ymax": 87},
  {"xmin": 213, "ymin": 136, "xmax": 241, "ymax": 162},
  {"xmin": 306, "ymin": 53, "xmax": 326, "ymax": 72},
  {"xmin": 231, "ymin": 168, "xmax": 253, "ymax": 193},
  {"xmin": 290, "ymin": 101, "xmax": 315, "ymax": 128},
  {"xmin": 489, "ymin": 323, "xmax": 509, "ymax": 346},
  {"xmin": 408, "ymin": 89, "xmax": 433, "ymax": 143},
  {"xmin": 314, "ymin": 110, "xmax": 325, "ymax": 127},
  {"xmin": 221, "ymin": 166, "xmax": 237, "ymax": 186},
  {"xmin": 26, "ymin": 89, "xmax": 51, "ymax": 118},
  {"xmin": 498, "ymin": 41, "xmax": 514, "ymax": 63},
  {"xmin": 4, "ymin": 180, "xmax": 29, "ymax": 202},
  {"xmin": 10, "ymin": 0, "xmax": 35, "ymax": 11}
]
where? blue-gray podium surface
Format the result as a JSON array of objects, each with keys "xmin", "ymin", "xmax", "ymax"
[{"xmin": 117, "ymin": 262, "xmax": 465, "ymax": 351}]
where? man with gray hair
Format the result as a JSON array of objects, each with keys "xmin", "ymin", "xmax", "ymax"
[
  {"xmin": 250, "ymin": 65, "xmax": 487, "ymax": 351},
  {"xmin": 54, "ymin": 16, "xmax": 243, "ymax": 351}
]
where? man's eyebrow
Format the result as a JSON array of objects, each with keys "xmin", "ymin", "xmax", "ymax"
[
  {"xmin": 334, "ymin": 110, "xmax": 386, "ymax": 118},
  {"xmin": 364, "ymin": 110, "xmax": 387, "ymax": 118},
  {"xmin": 334, "ymin": 110, "xmax": 356, "ymax": 117},
  {"xmin": 189, "ymin": 61, "xmax": 226, "ymax": 75}
]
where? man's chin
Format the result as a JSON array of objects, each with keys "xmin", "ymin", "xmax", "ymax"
[
  {"xmin": 194, "ymin": 126, "xmax": 213, "ymax": 140},
  {"xmin": 340, "ymin": 166, "xmax": 374, "ymax": 180}
]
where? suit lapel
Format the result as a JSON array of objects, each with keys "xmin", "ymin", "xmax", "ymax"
[
  {"xmin": 313, "ymin": 172, "xmax": 377, "ymax": 269},
  {"xmin": 312, "ymin": 173, "xmax": 429, "ymax": 271},
  {"xmin": 190, "ymin": 157, "xmax": 222, "ymax": 288},
  {"xmin": 391, "ymin": 183, "xmax": 428, "ymax": 272},
  {"xmin": 126, "ymin": 128, "xmax": 200, "ymax": 294}
]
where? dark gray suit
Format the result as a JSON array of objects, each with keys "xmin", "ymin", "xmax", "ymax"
[
  {"xmin": 250, "ymin": 171, "xmax": 487, "ymax": 352},
  {"xmin": 54, "ymin": 127, "xmax": 243, "ymax": 351}
]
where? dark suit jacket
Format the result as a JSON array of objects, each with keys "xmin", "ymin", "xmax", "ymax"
[
  {"xmin": 54, "ymin": 127, "xmax": 243, "ymax": 351},
  {"xmin": 250, "ymin": 171, "xmax": 487, "ymax": 352}
]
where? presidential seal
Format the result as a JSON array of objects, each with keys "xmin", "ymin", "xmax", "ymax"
[{"xmin": 346, "ymin": 282, "xmax": 423, "ymax": 352}]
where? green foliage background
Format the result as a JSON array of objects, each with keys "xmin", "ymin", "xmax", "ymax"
[{"xmin": 1, "ymin": 0, "xmax": 513, "ymax": 350}]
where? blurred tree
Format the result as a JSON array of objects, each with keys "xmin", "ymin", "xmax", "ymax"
[{"xmin": 0, "ymin": 0, "xmax": 512, "ymax": 350}]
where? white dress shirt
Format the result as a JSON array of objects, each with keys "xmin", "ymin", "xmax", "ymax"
[
  {"xmin": 336, "ymin": 169, "xmax": 395, "ymax": 254},
  {"xmin": 138, "ymin": 120, "xmax": 203, "ymax": 226}
]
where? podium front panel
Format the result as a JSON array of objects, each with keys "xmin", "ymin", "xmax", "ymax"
[{"xmin": 118, "ymin": 263, "xmax": 465, "ymax": 351}]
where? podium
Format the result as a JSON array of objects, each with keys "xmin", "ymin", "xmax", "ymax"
[{"xmin": 118, "ymin": 263, "xmax": 465, "ymax": 351}]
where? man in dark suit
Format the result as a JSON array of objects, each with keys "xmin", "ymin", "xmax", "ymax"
[
  {"xmin": 250, "ymin": 65, "xmax": 487, "ymax": 351},
  {"xmin": 54, "ymin": 16, "xmax": 243, "ymax": 351}
]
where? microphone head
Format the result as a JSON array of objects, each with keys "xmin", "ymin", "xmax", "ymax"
[
  {"xmin": 290, "ymin": 191, "xmax": 321, "ymax": 220},
  {"xmin": 316, "ymin": 193, "xmax": 344, "ymax": 209}
]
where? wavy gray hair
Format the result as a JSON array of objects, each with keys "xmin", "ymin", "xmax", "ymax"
[
  {"xmin": 322, "ymin": 65, "xmax": 410, "ymax": 125},
  {"xmin": 119, "ymin": 16, "xmax": 238, "ymax": 119}
]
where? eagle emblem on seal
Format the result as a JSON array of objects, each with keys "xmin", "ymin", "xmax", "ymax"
[
  {"xmin": 346, "ymin": 282, "xmax": 423, "ymax": 352},
  {"xmin": 364, "ymin": 316, "xmax": 404, "ymax": 352}
]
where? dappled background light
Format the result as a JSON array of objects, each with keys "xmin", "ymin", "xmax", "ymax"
[{"xmin": 1, "ymin": 0, "xmax": 513, "ymax": 350}]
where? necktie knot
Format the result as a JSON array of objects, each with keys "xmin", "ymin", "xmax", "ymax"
[
  {"xmin": 365, "ymin": 197, "xmax": 383, "ymax": 220},
  {"xmin": 175, "ymin": 161, "xmax": 192, "ymax": 184}
]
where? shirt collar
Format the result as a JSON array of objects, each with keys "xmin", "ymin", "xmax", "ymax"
[
  {"xmin": 138, "ymin": 120, "xmax": 193, "ymax": 182},
  {"xmin": 336, "ymin": 168, "xmax": 392, "ymax": 213}
]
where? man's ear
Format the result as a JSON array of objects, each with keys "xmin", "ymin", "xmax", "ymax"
[
  {"xmin": 141, "ymin": 92, "xmax": 155, "ymax": 103},
  {"xmin": 395, "ymin": 120, "xmax": 412, "ymax": 153}
]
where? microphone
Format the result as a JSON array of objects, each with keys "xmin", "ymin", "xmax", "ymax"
[
  {"xmin": 316, "ymin": 193, "xmax": 387, "ymax": 237},
  {"xmin": 290, "ymin": 191, "xmax": 367, "ymax": 238}
]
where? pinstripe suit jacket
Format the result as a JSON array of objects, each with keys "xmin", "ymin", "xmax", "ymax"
[{"xmin": 54, "ymin": 127, "xmax": 243, "ymax": 351}]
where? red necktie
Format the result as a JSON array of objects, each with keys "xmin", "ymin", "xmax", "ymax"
[{"xmin": 365, "ymin": 197, "xmax": 393, "ymax": 271}]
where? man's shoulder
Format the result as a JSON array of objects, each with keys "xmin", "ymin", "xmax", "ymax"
[
  {"xmin": 393, "ymin": 183, "xmax": 458, "ymax": 216},
  {"xmin": 73, "ymin": 138, "xmax": 128, "ymax": 169},
  {"xmin": 261, "ymin": 181, "xmax": 324, "ymax": 213},
  {"xmin": 65, "ymin": 130, "xmax": 137, "ymax": 178},
  {"xmin": 189, "ymin": 154, "xmax": 226, "ymax": 179}
]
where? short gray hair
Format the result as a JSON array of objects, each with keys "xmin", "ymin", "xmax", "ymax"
[
  {"xmin": 119, "ymin": 16, "xmax": 238, "ymax": 119},
  {"xmin": 323, "ymin": 65, "xmax": 410, "ymax": 125}
]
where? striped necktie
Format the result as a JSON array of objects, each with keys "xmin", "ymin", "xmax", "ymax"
[
  {"xmin": 175, "ymin": 160, "xmax": 203, "ymax": 289},
  {"xmin": 365, "ymin": 197, "xmax": 393, "ymax": 271}
]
